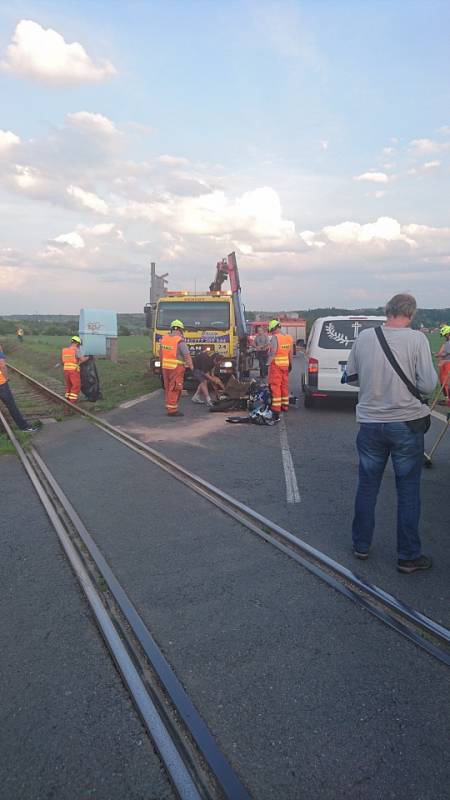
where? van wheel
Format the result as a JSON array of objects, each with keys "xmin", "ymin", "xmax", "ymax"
[{"xmin": 304, "ymin": 392, "xmax": 314, "ymax": 409}]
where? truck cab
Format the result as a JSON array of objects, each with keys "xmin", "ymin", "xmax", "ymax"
[{"xmin": 151, "ymin": 292, "xmax": 241, "ymax": 379}]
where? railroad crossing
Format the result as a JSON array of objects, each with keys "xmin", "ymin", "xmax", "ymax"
[{"xmin": 2, "ymin": 355, "xmax": 449, "ymax": 799}]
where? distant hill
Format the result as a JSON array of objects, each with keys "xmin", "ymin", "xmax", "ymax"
[{"xmin": 1, "ymin": 307, "xmax": 448, "ymax": 336}]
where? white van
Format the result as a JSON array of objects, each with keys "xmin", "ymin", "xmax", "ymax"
[{"xmin": 302, "ymin": 315, "xmax": 386, "ymax": 407}]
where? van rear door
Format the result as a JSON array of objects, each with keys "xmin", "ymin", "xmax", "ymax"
[{"xmin": 317, "ymin": 318, "xmax": 383, "ymax": 392}]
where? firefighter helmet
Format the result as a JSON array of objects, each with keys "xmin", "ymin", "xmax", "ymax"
[
  {"xmin": 170, "ymin": 319, "xmax": 185, "ymax": 330},
  {"xmin": 268, "ymin": 319, "xmax": 280, "ymax": 333},
  {"xmin": 71, "ymin": 336, "xmax": 82, "ymax": 344},
  {"xmin": 439, "ymin": 324, "xmax": 450, "ymax": 336}
]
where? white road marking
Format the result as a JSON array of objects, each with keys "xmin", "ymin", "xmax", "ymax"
[
  {"xmin": 279, "ymin": 416, "xmax": 301, "ymax": 504},
  {"xmin": 119, "ymin": 393, "xmax": 154, "ymax": 409},
  {"xmin": 431, "ymin": 408, "xmax": 449, "ymax": 423}
]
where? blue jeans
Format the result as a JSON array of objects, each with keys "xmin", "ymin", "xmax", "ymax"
[
  {"xmin": 0, "ymin": 382, "xmax": 29, "ymax": 430},
  {"xmin": 352, "ymin": 422, "xmax": 424, "ymax": 560}
]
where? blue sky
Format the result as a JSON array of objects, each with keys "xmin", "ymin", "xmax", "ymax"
[{"xmin": 0, "ymin": 1, "xmax": 449, "ymax": 313}]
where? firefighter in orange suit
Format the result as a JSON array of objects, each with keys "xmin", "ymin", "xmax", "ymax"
[
  {"xmin": 267, "ymin": 320, "xmax": 293, "ymax": 422},
  {"xmin": 61, "ymin": 336, "xmax": 88, "ymax": 403},
  {"xmin": 160, "ymin": 320, "xmax": 193, "ymax": 417}
]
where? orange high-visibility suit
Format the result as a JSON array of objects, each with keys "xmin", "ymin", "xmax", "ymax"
[
  {"xmin": 439, "ymin": 362, "xmax": 450, "ymax": 399},
  {"xmin": 268, "ymin": 333, "xmax": 293, "ymax": 413},
  {"xmin": 160, "ymin": 334, "xmax": 188, "ymax": 415},
  {"xmin": 61, "ymin": 345, "xmax": 81, "ymax": 403}
]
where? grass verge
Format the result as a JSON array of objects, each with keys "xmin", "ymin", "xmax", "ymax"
[{"xmin": 1, "ymin": 334, "xmax": 160, "ymax": 413}]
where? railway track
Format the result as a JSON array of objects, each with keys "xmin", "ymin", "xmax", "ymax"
[
  {"xmin": 3, "ymin": 362, "xmax": 450, "ymax": 793},
  {"xmin": 5, "ymin": 366, "xmax": 73, "ymax": 424}
]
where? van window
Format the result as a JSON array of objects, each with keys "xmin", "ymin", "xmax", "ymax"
[{"xmin": 318, "ymin": 320, "xmax": 382, "ymax": 349}]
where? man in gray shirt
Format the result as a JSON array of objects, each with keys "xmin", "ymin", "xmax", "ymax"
[
  {"xmin": 253, "ymin": 327, "xmax": 270, "ymax": 378},
  {"xmin": 346, "ymin": 293, "xmax": 437, "ymax": 573}
]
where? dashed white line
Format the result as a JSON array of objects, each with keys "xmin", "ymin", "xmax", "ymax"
[
  {"xmin": 119, "ymin": 393, "xmax": 154, "ymax": 409},
  {"xmin": 279, "ymin": 416, "xmax": 301, "ymax": 504}
]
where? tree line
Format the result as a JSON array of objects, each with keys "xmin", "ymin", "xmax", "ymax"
[{"xmin": 1, "ymin": 307, "xmax": 448, "ymax": 337}]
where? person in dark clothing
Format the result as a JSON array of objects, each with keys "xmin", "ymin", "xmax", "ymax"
[
  {"xmin": 0, "ymin": 344, "xmax": 38, "ymax": 432},
  {"xmin": 253, "ymin": 326, "xmax": 270, "ymax": 378},
  {"xmin": 191, "ymin": 352, "xmax": 224, "ymax": 407}
]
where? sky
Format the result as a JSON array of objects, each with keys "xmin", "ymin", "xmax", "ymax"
[{"xmin": 0, "ymin": 0, "xmax": 449, "ymax": 314}]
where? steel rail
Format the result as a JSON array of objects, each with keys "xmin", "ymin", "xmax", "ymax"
[
  {"xmin": 7, "ymin": 363, "xmax": 450, "ymax": 666},
  {"xmin": 0, "ymin": 411, "xmax": 204, "ymax": 800},
  {"xmin": 30, "ymin": 447, "xmax": 250, "ymax": 800}
]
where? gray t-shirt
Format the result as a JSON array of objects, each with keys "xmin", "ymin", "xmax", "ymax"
[
  {"xmin": 346, "ymin": 326, "xmax": 437, "ymax": 423},
  {"xmin": 254, "ymin": 332, "xmax": 270, "ymax": 350},
  {"xmin": 441, "ymin": 340, "xmax": 450, "ymax": 362}
]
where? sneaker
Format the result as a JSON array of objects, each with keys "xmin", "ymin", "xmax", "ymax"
[
  {"xmin": 206, "ymin": 396, "xmax": 214, "ymax": 408},
  {"xmin": 353, "ymin": 548, "xmax": 369, "ymax": 560},
  {"xmin": 397, "ymin": 555, "xmax": 432, "ymax": 574},
  {"xmin": 191, "ymin": 395, "xmax": 205, "ymax": 404},
  {"xmin": 23, "ymin": 425, "xmax": 39, "ymax": 433}
]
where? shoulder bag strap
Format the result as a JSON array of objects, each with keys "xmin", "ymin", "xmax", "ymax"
[{"xmin": 375, "ymin": 326, "xmax": 425, "ymax": 404}]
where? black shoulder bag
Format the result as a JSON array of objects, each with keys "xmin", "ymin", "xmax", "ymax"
[{"xmin": 375, "ymin": 327, "xmax": 431, "ymax": 433}]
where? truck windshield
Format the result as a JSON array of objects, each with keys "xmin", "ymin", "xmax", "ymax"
[
  {"xmin": 157, "ymin": 302, "xmax": 230, "ymax": 330},
  {"xmin": 318, "ymin": 319, "xmax": 383, "ymax": 349}
]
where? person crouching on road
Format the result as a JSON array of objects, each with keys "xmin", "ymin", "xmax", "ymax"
[
  {"xmin": 191, "ymin": 352, "xmax": 225, "ymax": 407},
  {"xmin": 435, "ymin": 325, "xmax": 450, "ymax": 404},
  {"xmin": 61, "ymin": 336, "xmax": 88, "ymax": 404},
  {"xmin": 160, "ymin": 320, "xmax": 193, "ymax": 417},
  {"xmin": 346, "ymin": 293, "xmax": 437, "ymax": 574},
  {"xmin": 267, "ymin": 320, "xmax": 293, "ymax": 421},
  {"xmin": 0, "ymin": 343, "xmax": 38, "ymax": 431}
]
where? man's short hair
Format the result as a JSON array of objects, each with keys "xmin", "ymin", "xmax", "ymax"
[{"xmin": 385, "ymin": 293, "xmax": 417, "ymax": 319}]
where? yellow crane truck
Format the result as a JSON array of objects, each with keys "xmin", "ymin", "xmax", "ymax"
[{"xmin": 148, "ymin": 252, "xmax": 252, "ymax": 380}]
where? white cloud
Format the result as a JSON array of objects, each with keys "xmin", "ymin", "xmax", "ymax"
[
  {"xmin": 409, "ymin": 138, "xmax": 439, "ymax": 153},
  {"xmin": 323, "ymin": 217, "xmax": 415, "ymax": 246},
  {"xmin": 67, "ymin": 112, "xmax": 118, "ymax": 137},
  {"xmin": 170, "ymin": 187, "xmax": 296, "ymax": 243},
  {"xmin": 0, "ymin": 130, "xmax": 20, "ymax": 151},
  {"xmin": 382, "ymin": 146, "xmax": 395, "ymax": 155},
  {"xmin": 67, "ymin": 185, "xmax": 109, "ymax": 214},
  {"xmin": 355, "ymin": 171, "xmax": 389, "ymax": 184},
  {"xmin": 158, "ymin": 154, "xmax": 190, "ymax": 167},
  {"xmin": 300, "ymin": 230, "xmax": 325, "ymax": 248},
  {"xmin": 0, "ymin": 20, "xmax": 116, "ymax": 85},
  {"xmin": 53, "ymin": 231, "xmax": 85, "ymax": 249},
  {"xmin": 422, "ymin": 160, "xmax": 440, "ymax": 170},
  {"xmin": 14, "ymin": 164, "xmax": 40, "ymax": 189},
  {"xmin": 79, "ymin": 223, "xmax": 116, "ymax": 236},
  {"xmin": 320, "ymin": 139, "xmax": 329, "ymax": 150}
]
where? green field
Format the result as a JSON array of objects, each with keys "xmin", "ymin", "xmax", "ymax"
[{"xmin": 0, "ymin": 335, "xmax": 161, "ymax": 453}]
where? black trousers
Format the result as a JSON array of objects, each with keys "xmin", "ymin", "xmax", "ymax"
[
  {"xmin": 256, "ymin": 351, "xmax": 268, "ymax": 377},
  {"xmin": 0, "ymin": 382, "xmax": 28, "ymax": 429}
]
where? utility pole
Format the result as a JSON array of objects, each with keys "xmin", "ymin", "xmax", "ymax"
[{"xmin": 144, "ymin": 262, "xmax": 169, "ymax": 335}]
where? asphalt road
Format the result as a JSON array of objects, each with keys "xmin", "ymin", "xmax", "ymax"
[
  {"xmin": 24, "ymin": 391, "xmax": 450, "ymax": 800},
  {"xmin": 108, "ymin": 354, "xmax": 450, "ymax": 628},
  {"xmin": 1, "ymin": 455, "xmax": 175, "ymax": 800}
]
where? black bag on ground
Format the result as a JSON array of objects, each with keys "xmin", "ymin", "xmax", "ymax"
[{"xmin": 80, "ymin": 356, "xmax": 102, "ymax": 402}]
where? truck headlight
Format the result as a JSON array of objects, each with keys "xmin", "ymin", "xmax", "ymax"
[
  {"xmin": 222, "ymin": 361, "xmax": 233, "ymax": 368},
  {"xmin": 154, "ymin": 360, "xmax": 161, "ymax": 367}
]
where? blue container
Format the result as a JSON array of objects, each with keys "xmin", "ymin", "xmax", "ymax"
[{"xmin": 79, "ymin": 309, "xmax": 117, "ymax": 356}]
